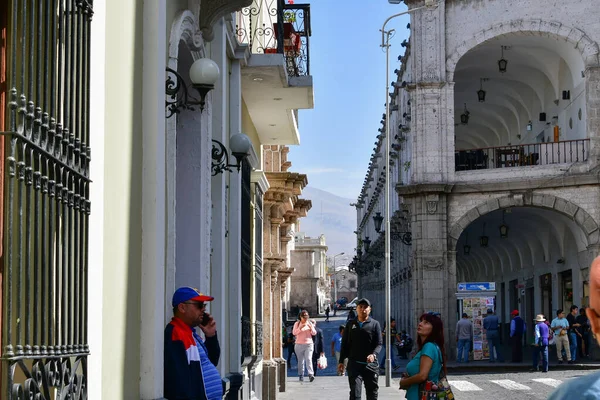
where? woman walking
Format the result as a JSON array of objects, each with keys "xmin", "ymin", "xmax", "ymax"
[
  {"xmin": 293, "ymin": 310, "xmax": 317, "ymax": 382},
  {"xmin": 399, "ymin": 312, "xmax": 447, "ymax": 400}
]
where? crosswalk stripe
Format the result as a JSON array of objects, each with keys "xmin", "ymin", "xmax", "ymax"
[
  {"xmin": 448, "ymin": 380, "xmax": 483, "ymax": 391},
  {"xmin": 532, "ymin": 378, "xmax": 562, "ymax": 388},
  {"xmin": 490, "ymin": 379, "xmax": 531, "ymax": 390}
]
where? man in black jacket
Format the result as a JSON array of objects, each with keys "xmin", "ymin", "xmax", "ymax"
[
  {"xmin": 311, "ymin": 319, "xmax": 325, "ymax": 376},
  {"xmin": 338, "ymin": 298, "xmax": 382, "ymax": 400}
]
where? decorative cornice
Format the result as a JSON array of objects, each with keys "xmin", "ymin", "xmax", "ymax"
[
  {"xmin": 198, "ymin": 0, "xmax": 253, "ymax": 42},
  {"xmin": 251, "ymin": 170, "xmax": 270, "ymax": 194}
]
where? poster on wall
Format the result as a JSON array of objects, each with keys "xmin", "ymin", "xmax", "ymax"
[{"xmin": 460, "ymin": 296, "xmax": 494, "ymax": 360}]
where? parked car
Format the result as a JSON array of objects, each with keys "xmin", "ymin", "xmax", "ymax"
[{"xmin": 345, "ymin": 297, "xmax": 359, "ymax": 309}]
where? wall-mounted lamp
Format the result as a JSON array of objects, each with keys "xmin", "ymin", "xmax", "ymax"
[
  {"xmin": 526, "ymin": 121, "xmax": 533, "ymax": 131},
  {"xmin": 498, "ymin": 46, "xmax": 508, "ymax": 73},
  {"xmin": 211, "ymin": 133, "xmax": 252, "ymax": 175},
  {"xmin": 373, "ymin": 212, "xmax": 384, "ymax": 233},
  {"xmin": 165, "ymin": 58, "xmax": 220, "ymax": 118},
  {"xmin": 460, "ymin": 103, "xmax": 470, "ymax": 125},
  {"xmin": 363, "ymin": 237, "xmax": 371, "ymax": 252}
]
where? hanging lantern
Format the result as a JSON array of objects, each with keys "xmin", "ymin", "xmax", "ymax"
[
  {"xmin": 498, "ymin": 46, "xmax": 508, "ymax": 73},
  {"xmin": 499, "ymin": 210, "xmax": 509, "ymax": 238},
  {"xmin": 477, "ymin": 78, "xmax": 487, "ymax": 102},
  {"xmin": 460, "ymin": 103, "xmax": 470, "ymax": 125},
  {"xmin": 480, "ymin": 222, "xmax": 489, "ymax": 247}
]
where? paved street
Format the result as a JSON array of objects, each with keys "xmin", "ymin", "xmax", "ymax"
[{"xmin": 280, "ymin": 370, "xmax": 598, "ymax": 400}]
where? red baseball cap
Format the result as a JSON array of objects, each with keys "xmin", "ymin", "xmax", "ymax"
[
  {"xmin": 172, "ymin": 287, "xmax": 214, "ymax": 307},
  {"xmin": 511, "ymin": 309, "xmax": 519, "ymax": 316}
]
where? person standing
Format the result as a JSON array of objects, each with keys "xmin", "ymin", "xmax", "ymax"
[
  {"xmin": 397, "ymin": 330, "xmax": 413, "ymax": 359},
  {"xmin": 456, "ymin": 313, "xmax": 472, "ymax": 363},
  {"xmin": 566, "ymin": 305, "xmax": 580, "ymax": 362},
  {"xmin": 510, "ymin": 310, "xmax": 526, "ymax": 362},
  {"xmin": 531, "ymin": 314, "xmax": 549, "ymax": 372},
  {"xmin": 325, "ymin": 306, "xmax": 331, "ymax": 322},
  {"xmin": 332, "ymin": 325, "xmax": 346, "ymax": 375},
  {"xmin": 338, "ymin": 298, "xmax": 382, "ymax": 400},
  {"xmin": 293, "ymin": 310, "xmax": 317, "ymax": 382},
  {"xmin": 399, "ymin": 312, "xmax": 447, "ymax": 400},
  {"xmin": 550, "ymin": 309, "xmax": 572, "ymax": 364},
  {"xmin": 379, "ymin": 318, "xmax": 400, "ymax": 372},
  {"xmin": 576, "ymin": 307, "xmax": 591, "ymax": 358},
  {"xmin": 548, "ymin": 257, "xmax": 600, "ymax": 399},
  {"xmin": 483, "ymin": 308, "xmax": 504, "ymax": 362},
  {"xmin": 164, "ymin": 287, "xmax": 223, "ymax": 400},
  {"xmin": 311, "ymin": 319, "xmax": 325, "ymax": 376},
  {"xmin": 286, "ymin": 329, "xmax": 297, "ymax": 368}
]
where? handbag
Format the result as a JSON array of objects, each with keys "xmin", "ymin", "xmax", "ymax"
[{"xmin": 418, "ymin": 346, "xmax": 455, "ymax": 400}]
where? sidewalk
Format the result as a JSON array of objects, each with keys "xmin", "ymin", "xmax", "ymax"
[{"xmin": 279, "ymin": 375, "xmax": 406, "ymax": 400}]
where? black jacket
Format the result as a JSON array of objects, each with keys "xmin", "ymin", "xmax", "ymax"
[
  {"xmin": 312, "ymin": 328, "xmax": 324, "ymax": 360},
  {"xmin": 339, "ymin": 317, "xmax": 382, "ymax": 364}
]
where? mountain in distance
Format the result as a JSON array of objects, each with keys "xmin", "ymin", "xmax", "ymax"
[{"xmin": 298, "ymin": 186, "xmax": 356, "ymax": 263}]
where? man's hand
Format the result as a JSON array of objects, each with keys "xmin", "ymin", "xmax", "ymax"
[
  {"xmin": 366, "ymin": 354, "xmax": 375, "ymax": 363},
  {"xmin": 199, "ymin": 314, "xmax": 217, "ymax": 337},
  {"xmin": 337, "ymin": 363, "xmax": 345, "ymax": 375}
]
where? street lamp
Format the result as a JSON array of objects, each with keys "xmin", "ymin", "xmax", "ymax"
[
  {"xmin": 332, "ymin": 252, "xmax": 345, "ymax": 308},
  {"xmin": 380, "ymin": 0, "xmax": 439, "ymax": 387}
]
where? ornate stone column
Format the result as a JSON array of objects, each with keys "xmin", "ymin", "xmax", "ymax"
[{"xmin": 586, "ymin": 67, "xmax": 600, "ymax": 164}]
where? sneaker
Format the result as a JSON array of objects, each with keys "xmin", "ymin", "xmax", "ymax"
[
  {"xmin": 309, "ymin": 375, "xmax": 315, "ymax": 382},
  {"xmin": 299, "ymin": 376, "xmax": 304, "ymax": 382}
]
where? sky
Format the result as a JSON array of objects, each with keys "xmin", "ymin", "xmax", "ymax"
[{"xmin": 288, "ymin": 1, "xmax": 412, "ymax": 200}]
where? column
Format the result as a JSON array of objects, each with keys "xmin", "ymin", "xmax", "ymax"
[{"xmin": 586, "ymin": 66, "xmax": 600, "ymax": 162}]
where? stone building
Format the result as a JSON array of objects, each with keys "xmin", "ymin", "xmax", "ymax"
[
  {"xmin": 332, "ymin": 269, "xmax": 358, "ymax": 307},
  {"xmin": 289, "ymin": 233, "xmax": 330, "ymax": 315},
  {"xmin": 352, "ymin": 0, "xmax": 600, "ymax": 358}
]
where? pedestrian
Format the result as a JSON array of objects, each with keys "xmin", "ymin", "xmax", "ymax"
[
  {"xmin": 325, "ymin": 306, "xmax": 331, "ymax": 322},
  {"xmin": 397, "ymin": 330, "xmax": 413, "ymax": 359},
  {"xmin": 548, "ymin": 256, "xmax": 600, "ymax": 399},
  {"xmin": 293, "ymin": 310, "xmax": 317, "ymax": 382},
  {"xmin": 483, "ymin": 308, "xmax": 504, "ymax": 362},
  {"xmin": 550, "ymin": 309, "xmax": 572, "ymax": 364},
  {"xmin": 510, "ymin": 309, "xmax": 526, "ymax": 362},
  {"xmin": 286, "ymin": 330, "xmax": 297, "ymax": 368},
  {"xmin": 566, "ymin": 305, "xmax": 581, "ymax": 362},
  {"xmin": 399, "ymin": 312, "xmax": 447, "ymax": 400},
  {"xmin": 338, "ymin": 298, "xmax": 382, "ymax": 400},
  {"xmin": 334, "ymin": 303, "xmax": 338, "ymax": 317},
  {"xmin": 332, "ymin": 325, "xmax": 347, "ymax": 375},
  {"xmin": 530, "ymin": 314, "xmax": 549, "ymax": 373},
  {"xmin": 311, "ymin": 319, "xmax": 325, "ymax": 376},
  {"xmin": 164, "ymin": 287, "xmax": 223, "ymax": 400},
  {"xmin": 456, "ymin": 312, "xmax": 472, "ymax": 363},
  {"xmin": 379, "ymin": 318, "xmax": 399, "ymax": 372},
  {"xmin": 576, "ymin": 307, "xmax": 591, "ymax": 358}
]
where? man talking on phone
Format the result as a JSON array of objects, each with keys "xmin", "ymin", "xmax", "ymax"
[{"xmin": 164, "ymin": 287, "xmax": 222, "ymax": 400}]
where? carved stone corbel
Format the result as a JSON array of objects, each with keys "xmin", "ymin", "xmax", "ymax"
[{"xmin": 198, "ymin": 0, "xmax": 253, "ymax": 42}]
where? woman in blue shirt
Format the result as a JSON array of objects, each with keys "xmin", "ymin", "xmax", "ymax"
[{"xmin": 399, "ymin": 312, "xmax": 446, "ymax": 400}]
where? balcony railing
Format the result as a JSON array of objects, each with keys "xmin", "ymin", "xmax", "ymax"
[
  {"xmin": 455, "ymin": 139, "xmax": 590, "ymax": 171},
  {"xmin": 236, "ymin": 0, "xmax": 311, "ymax": 77}
]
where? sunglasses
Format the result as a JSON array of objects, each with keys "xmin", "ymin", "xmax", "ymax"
[
  {"xmin": 183, "ymin": 302, "xmax": 206, "ymax": 309},
  {"xmin": 427, "ymin": 311, "xmax": 441, "ymax": 317}
]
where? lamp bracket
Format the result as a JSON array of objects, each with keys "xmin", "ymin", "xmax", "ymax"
[
  {"xmin": 211, "ymin": 139, "xmax": 243, "ymax": 175},
  {"xmin": 165, "ymin": 67, "xmax": 214, "ymax": 118}
]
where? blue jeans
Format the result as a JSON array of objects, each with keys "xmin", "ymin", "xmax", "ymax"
[
  {"xmin": 379, "ymin": 344, "xmax": 397, "ymax": 368},
  {"xmin": 457, "ymin": 339, "xmax": 470, "ymax": 362},
  {"xmin": 487, "ymin": 330, "xmax": 503, "ymax": 361},
  {"xmin": 569, "ymin": 332, "xmax": 578, "ymax": 361},
  {"xmin": 532, "ymin": 344, "xmax": 549, "ymax": 371}
]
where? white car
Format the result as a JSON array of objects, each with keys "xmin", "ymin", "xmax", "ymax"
[{"xmin": 346, "ymin": 297, "xmax": 359, "ymax": 309}]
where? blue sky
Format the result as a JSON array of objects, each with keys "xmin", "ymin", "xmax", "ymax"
[{"xmin": 289, "ymin": 1, "xmax": 411, "ymax": 200}]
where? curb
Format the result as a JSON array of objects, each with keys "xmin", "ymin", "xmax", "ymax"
[{"xmin": 446, "ymin": 363, "xmax": 600, "ymax": 373}]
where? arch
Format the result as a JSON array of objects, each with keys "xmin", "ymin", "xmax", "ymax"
[
  {"xmin": 446, "ymin": 20, "xmax": 600, "ymax": 82},
  {"xmin": 448, "ymin": 194, "xmax": 600, "ymax": 253}
]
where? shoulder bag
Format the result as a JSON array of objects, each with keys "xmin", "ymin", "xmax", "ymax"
[{"xmin": 418, "ymin": 345, "xmax": 455, "ymax": 400}]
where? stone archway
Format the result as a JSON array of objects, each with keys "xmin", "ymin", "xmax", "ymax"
[
  {"xmin": 446, "ymin": 19, "xmax": 600, "ymax": 82},
  {"xmin": 448, "ymin": 193, "xmax": 600, "ymax": 251}
]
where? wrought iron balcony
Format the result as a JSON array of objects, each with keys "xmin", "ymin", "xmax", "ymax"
[
  {"xmin": 236, "ymin": 0, "xmax": 311, "ymax": 77},
  {"xmin": 455, "ymin": 139, "xmax": 590, "ymax": 171}
]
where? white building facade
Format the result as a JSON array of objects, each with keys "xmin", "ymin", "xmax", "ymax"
[{"xmin": 352, "ymin": 0, "xmax": 600, "ymax": 356}]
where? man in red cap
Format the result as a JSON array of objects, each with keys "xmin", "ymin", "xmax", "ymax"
[
  {"xmin": 164, "ymin": 287, "xmax": 223, "ymax": 400},
  {"xmin": 510, "ymin": 309, "xmax": 526, "ymax": 362}
]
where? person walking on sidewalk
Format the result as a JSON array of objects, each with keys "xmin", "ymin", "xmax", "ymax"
[
  {"xmin": 566, "ymin": 305, "xmax": 581, "ymax": 362},
  {"xmin": 456, "ymin": 313, "xmax": 472, "ymax": 363},
  {"xmin": 311, "ymin": 319, "xmax": 325, "ymax": 376},
  {"xmin": 510, "ymin": 309, "xmax": 526, "ymax": 362},
  {"xmin": 332, "ymin": 325, "xmax": 347, "ymax": 375},
  {"xmin": 530, "ymin": 314, "xmax": 549, "ymax": 372},
  {"xmin": 164, "ymin": 287, "xmax": 223, "ymax": 400},
  {"xmin": 548, "ymin": 256, "xmax": 600, "ymax": 399},
  {"xmin": 483, "ymin": 308, "xmax": 504, "ymax": 362},
  {"xmin": 325, "ymin": 306, "xmax": 331, "ymax": 322},
  {"xmin": 338, "ymin": 298, "xmax": 382, "ymax": 400},
  {"xmin": 399, "ymin": 312, "xmax": 447, "ymax": 400},
  {"xmin": 293, "ymin": 310, "xmax": 317, "ymax": 382},
  {"xmin": 550, "ymin": 309, "xmax": 572, "ymax": 364}
]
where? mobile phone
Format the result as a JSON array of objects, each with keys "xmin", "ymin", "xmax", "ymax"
[{"xmin": 201, "ymin": 313, "xmax": 211, "ymax": 326}]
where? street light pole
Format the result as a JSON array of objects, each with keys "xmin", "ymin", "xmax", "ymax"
[
  {"xmin": 332, "ymin": 252, "xmax": 345, "ymax": 307},
  {"xmin": 380, "ymin": 1, "xmax": 438, "ymax": 387}
]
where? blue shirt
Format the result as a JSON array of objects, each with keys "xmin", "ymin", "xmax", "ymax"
[
  {"xmin": 483, "ymin": 315, "xmax": 500, "ymax": 330},
  {"xmin": 550, "ymin": 317, "xmax": 569, "ymax": 334},
  {"xmin": 405, "ymin": 342, "xmax": 443, "ymax": 400},
  {"xmin": 548, "ymin": 371, "xmax": 600, "ymax": 399},
  {"xmin": 332, "ymin": 332, "xmax": 343, "ymax": 353}
]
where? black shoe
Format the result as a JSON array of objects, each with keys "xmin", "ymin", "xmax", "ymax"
[
  {"xmin": 542, "ymin": 370, "xmax": 548, "ymax": 373},
  {"xmin": 529, "ymin": 368, "xmax": 539, "ymax": 372},
  {"xmin": 558, "ymin": 360, "xmax": 563, "ymax": 364},
  {"xmin": 568, "ymin": 360, "xmax": 575, "ymax": 364},
  {"xmin": 309, "ymin": 375, "xmax": 315, "ymax": 382}
]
